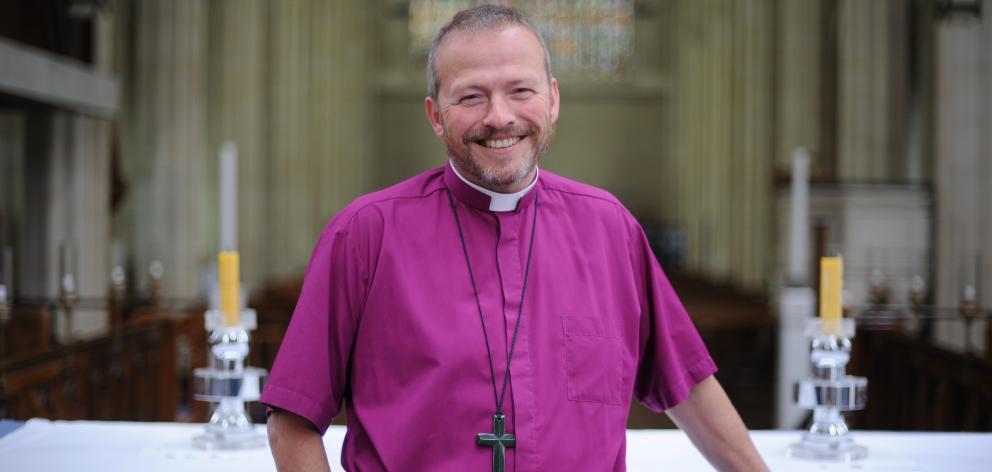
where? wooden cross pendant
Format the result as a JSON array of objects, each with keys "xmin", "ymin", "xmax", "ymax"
[{"xmin": 476, "ymin": 413, "xmax": 515, "ymax": 472}]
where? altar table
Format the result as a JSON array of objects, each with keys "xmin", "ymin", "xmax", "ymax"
[{"xmin": 1, "ymin": 419, "xmax": 990, "ymax": 471}]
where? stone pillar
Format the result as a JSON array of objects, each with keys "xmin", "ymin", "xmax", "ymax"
[
  {"xmin": 729, "ymin": 0, "xmax": 773, "ymax": 292},
  {"xmin": 125, "ymin": 0, "xmax": 209, "ymax": 299},
  {"xmin": 776, "ymin": 0, "xmax": 824, "ymax": 174},
  {"xmin": 836, "ymin": 0, "xmax": 909, "ymax": 181},
  {"xmin": 933, "ymin": 2, "xmax": 991, "ymax": 352},
  {"xmin": 673, "ymin": 0, "xmax": 735, "ymax": 281},
  {"xmin": 18, "ymin": 110, "xmax": 111, "ymax": 340},
  {"xmin": 267, "ymin": 0, "xmax": 313, "ymax": 279},
  {"xmin": 267, "ymin": 0, "xmax": 371, "ymax": 280},
  {"xmin": 986, "ymin": 0, "xmax": 992, "ymax": 319},
  {"xmin": 120, "ymin": 0, "xmax": 372, "ymax": 298},
  {"xmin": 669, "ymin": 0, "xmax": 773, "ymax": 291},
  {"xmin": 705, "ymin": 0, "xmax": 733, "ymax": 282},
  {"xmin": 671, "ymin": 0, "xmax": 700, "ymax": 276},
  {"xmin": 0, "ymin": 113, "xmax": 25, "ymax": 293}
]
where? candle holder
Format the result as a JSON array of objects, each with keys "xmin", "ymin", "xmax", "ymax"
[
  {"xmin": 789, "ymin": 318, "xmax": 868, "ymax": 461},
  {"xmin": 868, "ymin": 269, "xmax": 889, "ymax": 306},
  {"xmin": 109, "ymin": 265, "xmax": 127, "ymax": 329},
  {"xmin": 58, "ymin": 274, "xmax": 78, "ymax": 342},
  {"xmin": 192, "ymin": 307, "xmax": 267, "ymax": 449},
  {"xmin": 147, "ymin": 260, "xmax": 163, "ymax": 305}
]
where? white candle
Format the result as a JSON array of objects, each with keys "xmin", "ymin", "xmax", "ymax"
[
  {"xmin": 788, "ymin": 148, "xmax": 811, "ymax": 285},
  {"xmin": 220, "ymin": 142, "xmax": 238, "ymax": 252}
]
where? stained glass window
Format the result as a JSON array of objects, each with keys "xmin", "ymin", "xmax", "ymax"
[{"xmin": 409, "ymin": 0, "xmax": 634, "ymax": 77}]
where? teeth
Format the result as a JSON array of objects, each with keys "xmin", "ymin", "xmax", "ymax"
[{"xmin": 483, "ymin": 137, "xmax": 522, "ymax": 149}]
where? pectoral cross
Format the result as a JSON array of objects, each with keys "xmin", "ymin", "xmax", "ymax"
[{"xmin": 476, "ymin": 413, "xmax": 515, "ymax": 472}]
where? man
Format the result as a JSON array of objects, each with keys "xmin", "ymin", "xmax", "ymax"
[{"xmin": 263, "ymin": 5, "xmax": 767, "ymax": 472}]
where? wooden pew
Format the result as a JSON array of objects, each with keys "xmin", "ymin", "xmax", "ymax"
[
  {"xmin": 0, "ymin": 303, "xmax": 207, "ymax": 423},
  {"xmin": 851, "ymin": 328, "xmax": 992, "ymax": 431}
]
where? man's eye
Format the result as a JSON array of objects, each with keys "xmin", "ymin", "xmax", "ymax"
[
  {"xmin": 460, "ymin": 95, "xmax": 483, "ymax": 104},
  {"xmin": 513, "ymin": 88, "xmax": 535, "ymax": 97}
]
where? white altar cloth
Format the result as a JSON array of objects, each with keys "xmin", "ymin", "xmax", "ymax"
[{"xmin": 0, "ymin": 419, "xmax": 990, "ymax": 471}]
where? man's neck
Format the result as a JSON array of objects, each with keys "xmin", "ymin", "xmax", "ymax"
[{"xmin": 448, "ymin": 161, "xmax": 539, "ymax": 212}]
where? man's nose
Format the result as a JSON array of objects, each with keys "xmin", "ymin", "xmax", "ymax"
[{"xmin": 482, "ymin": 95, "xmax": 514, "ymax": 129}]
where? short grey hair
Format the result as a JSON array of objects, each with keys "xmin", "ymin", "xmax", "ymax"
[{"xmin": 426, "ymin": 4, "xmax": 553, "ymax": 101}]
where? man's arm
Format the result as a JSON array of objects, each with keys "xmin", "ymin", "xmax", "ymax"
[
  {"xmin": 268, "ymin": 409, "xmax": 332, "ymax": 472},
  {"xmin": 666, "ymin": 375, "xmax": 768, "ymax": 472}
]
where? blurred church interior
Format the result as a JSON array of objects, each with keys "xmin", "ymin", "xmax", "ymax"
[{"xmin": 0, "ymin": 0, "xmax": 990, "ymax": 434}]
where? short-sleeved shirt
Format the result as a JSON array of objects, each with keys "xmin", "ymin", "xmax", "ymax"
[{"xmin": 261, "ymin": 165, "xmax": 717, "ymax": 471}]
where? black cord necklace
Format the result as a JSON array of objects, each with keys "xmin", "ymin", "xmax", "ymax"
[{"xmin": 446, "ymin": 188, "xmax": 539, "ymax": 472}]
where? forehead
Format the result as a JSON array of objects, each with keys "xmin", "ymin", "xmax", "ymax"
[{"xmin": 435, "ymin": 24, "xmax": 547, "ymax": 93}]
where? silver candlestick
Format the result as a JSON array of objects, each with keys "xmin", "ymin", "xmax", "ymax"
[
  {"xmin": 789, "ymin": 318, "xmax": 868, "ymax": 461},
  {"xmin": 192, "ymin": 308, "xmax": 267, "ymax": 449}
]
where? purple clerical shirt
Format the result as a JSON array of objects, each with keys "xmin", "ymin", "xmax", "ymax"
[{"xmin": 261, "ymin": 165, "xmax": 717, "ymax": 471}]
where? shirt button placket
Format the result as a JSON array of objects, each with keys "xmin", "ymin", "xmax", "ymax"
[{"xmin": 495, "ymin": 210, "xmax": 525, "ymax": 472}]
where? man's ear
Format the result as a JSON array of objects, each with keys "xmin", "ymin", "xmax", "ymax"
[
  {"xmin": 549, "ymin": 77, "xmax": 560, "ymax": 124},
  {"xmin": 425, "ymin": 96, "xmax": 445, "ymax": 139}
]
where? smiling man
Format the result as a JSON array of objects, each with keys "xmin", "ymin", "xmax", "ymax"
[
  {"xmin": 424, "ymin": 16, "xmax": 556, "ymax": 195},
  {"xmin": 263, "ymin": 5, "xmax": 767, "ymax": 472}
]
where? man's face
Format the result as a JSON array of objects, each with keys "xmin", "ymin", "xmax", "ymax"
[{"xmin": 426, "ymin": 24, "xmax": 560, "ymax": 193}]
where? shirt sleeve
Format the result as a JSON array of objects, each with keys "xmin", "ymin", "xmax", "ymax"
[
  {"xmin": 260, "ymin": 206, "xmax": 379, "ymax": 433},
  {"xmin": 626, "ymin": 213, "xmax": 717, "ymax": 412}
]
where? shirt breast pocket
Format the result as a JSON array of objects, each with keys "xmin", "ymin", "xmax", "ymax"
[{"xmin": 561, "ymin": 315, "xmax": 624, "ymax": 405}]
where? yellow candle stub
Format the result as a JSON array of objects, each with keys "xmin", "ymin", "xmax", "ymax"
[
  {"xmin": 819, "ymin": 256, "xmax": 843, "ymax": 335},
  {"xmin": 218, "ymin": 251, "xmax": 240, "ymax": 327}
]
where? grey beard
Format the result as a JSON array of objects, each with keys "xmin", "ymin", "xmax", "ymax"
[
  {"xmin": 478, "ymin": 153, "xmax": 537, "ymax": 188},
  {"xmin": 444, "ymin": 121, "xmax": 554, "ymax": 190}
]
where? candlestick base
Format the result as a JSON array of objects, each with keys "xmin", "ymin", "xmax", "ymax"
[
  {"xmin": 788, "ymin": 437, "xmax": 868, "ymax": 462},
  {"xmin": 192, "ymin": 398, "xmax": 267, "ymax": 450},
  {"xmin": 192, "ymin": 309, "xmax": 268, "ymax": 450},
  {"xmin": 790, "ymin": 318, "xmax": 869, "ymax": 462}
]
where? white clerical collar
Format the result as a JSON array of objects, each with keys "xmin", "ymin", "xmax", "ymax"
[{"xmin": 448, "ymin": 160, "xmax": 539, "ymax": 212}]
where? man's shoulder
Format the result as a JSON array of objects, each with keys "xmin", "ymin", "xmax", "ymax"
[
  {"xmin": 539, "ymin": 170, "xmax": 626, "ymax": 211},
  {"xmin": 328, "ymin": 166, "xmax": 446, "ymax": 229}
]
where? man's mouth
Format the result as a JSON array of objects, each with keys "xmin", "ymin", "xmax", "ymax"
[{"xmin": 476, "ymin": 136, "xmax": 524, "ymax": 149}]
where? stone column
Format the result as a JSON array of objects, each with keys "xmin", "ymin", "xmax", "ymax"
[
  {"xmin": 124, "ymin": 0, "xmax": 209, "ymax": 299},
  {"xmin": 267, "ymin": 0, "xmax": 371, "ymax": 280},
  {"xmin": 665, "ymin": 0, "xmax": 694, "ymax": 281},
  {"xmin": 985, "ymin": 0, "xmax": 992, "ymax": 355},
  {"xmin": 669, "ymin": 0, "xmax": 773, "ymax": 291},
  {"xmin": 0, "ymin": 113, "xmax": 25, "ymax": 268},
  {"xmin": 120, "ymin": 0, "xmax": 372, "ymax": 297},
  {"xmin": 776, "ymin": 0, "xmax": 824, "ymax": 175},
  {"xmin": 933, "ymin": 1, "xmax": 991, "ymax": 345},
  {"xmin": 18, "ymin": 110, "xmax": 111, "ymax": 340},
  {"xmin": 267, "ymin": 0, "xmax": 313, "ymax": 279},
  {"xmin": 705, "ymin": 0, "xmax": 733, "ymax": 282},
  {"xmin": 728, "ymin": 0, "xmax": 774, "ymax": 292},
  {"xmin": 836, "ymin": 0, "xmax": 909, "ymax": 181},
  {"xmin": 674, "ymin": 0, "xmax": 734, "ymax": 281}
]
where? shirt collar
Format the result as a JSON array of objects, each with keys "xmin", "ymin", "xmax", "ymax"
[{"xmin": 445, "ymin": 160, "xmax": 539, "ymax": 212}]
